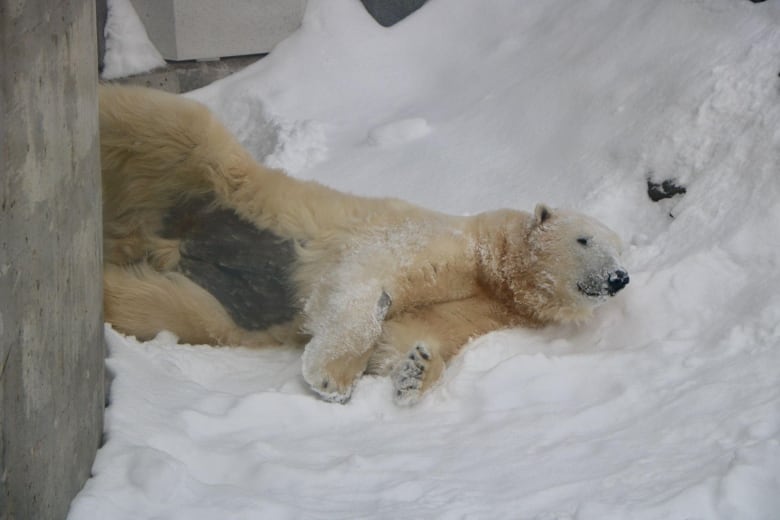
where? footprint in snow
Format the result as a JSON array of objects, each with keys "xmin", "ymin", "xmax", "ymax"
[{"xmin": 367, "ymin": 118, "xmax": 432, "ymax": 147}]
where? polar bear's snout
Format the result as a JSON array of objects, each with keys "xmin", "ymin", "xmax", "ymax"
[
  {"xmin": 576, "ymin": 267, "xmax": 629, "ymax": 299},
  {"xmin": 607, "ymin": 269, "xmax": 629, "ymax": 296}
]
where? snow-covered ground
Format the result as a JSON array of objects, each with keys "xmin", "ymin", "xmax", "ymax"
[{"xmin": 71, "ymin": 0, "xmax": 780, "ymax": 518}]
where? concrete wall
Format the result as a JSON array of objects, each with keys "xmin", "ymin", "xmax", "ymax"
[
  {"xmin": 0, "ymin": 0, "xmax": 104, "ymax": 519},
  {"xmin": 130, "ymin": 0, "xmax": 306, "ymax": 61}
]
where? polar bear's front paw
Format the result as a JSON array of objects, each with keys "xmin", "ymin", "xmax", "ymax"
[
  {"xmin": 302, "ymin": 343, "xmax": 373, "ymax": 404},
  {"xmin": 309, "ymin": 378, "xmax": 354, "ymax": 404},
  {"xmin": 392, "ymin": 343, "xmax": 437, "ymax": 406},
  {"xmin": 302, "ymin": 361, "xmax": 356, "ymax": 405}
]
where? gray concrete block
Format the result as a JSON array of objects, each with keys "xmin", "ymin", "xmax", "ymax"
[
  {"xmin": 130, "ymin": 0, "xmax": 306, "ymax": 61},
  {"xmin": 0, "ymin": 0, "xmax": 104, "ymax": 518}
]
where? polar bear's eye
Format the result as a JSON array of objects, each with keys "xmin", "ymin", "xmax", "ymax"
[{"xmin": 577, "ymin": 237, "xmax": 589, "ymax": 246}]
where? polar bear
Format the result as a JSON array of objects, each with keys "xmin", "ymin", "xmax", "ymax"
[{"xmin": 100, "ymin": 85, "xmax": 629, "ymax": 405}]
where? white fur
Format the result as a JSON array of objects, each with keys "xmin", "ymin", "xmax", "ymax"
[{"xmin": 100, "ymin": 86, "xmax": 628, "ymax": 404}]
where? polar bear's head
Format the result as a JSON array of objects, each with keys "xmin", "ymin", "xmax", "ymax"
[
  {"xmin": 479, "ymin": 204, "xmax": 628, "ymax": 324},
  {"xmin": 522, "ymin": 204, "xmax": 628, "ymax": 322}
]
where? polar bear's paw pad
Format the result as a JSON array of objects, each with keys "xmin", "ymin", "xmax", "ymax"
[{"xmin": 392, "ymin": 343, "xmax": 432, "ymax": 406}]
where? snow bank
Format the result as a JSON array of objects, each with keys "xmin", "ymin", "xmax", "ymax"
[
  {"xmin": 101, "ymin": 0, "xmax": 165, "ymax": 80},
  {"xmin": 70, "ymin": 0, "xmax": 780, "ymax": 518}
]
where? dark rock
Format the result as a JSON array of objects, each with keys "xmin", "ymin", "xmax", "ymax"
[
  {"xmin": 360, "ymin": 0, "xmax": 428, "ymax": 27},
  {"xmin": 647, "ymin": 179, "xmax": 687, "ymax": 202}
]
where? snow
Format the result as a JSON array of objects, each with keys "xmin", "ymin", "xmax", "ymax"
[
  {"xmin": 71, "ymin": 0, "xmax": 780, "ymax": 518},
  {"xmin": 367, "ymin": 117, "xmax": 432, "ymax": 147},
  {"xmin": 101, "ymin": 0, "xmax": 165, "ymax": 80}
]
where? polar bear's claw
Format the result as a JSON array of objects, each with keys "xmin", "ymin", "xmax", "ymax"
[{"xmin": 309, "ymin": 379, "xmax": 353, "ymax": 404}]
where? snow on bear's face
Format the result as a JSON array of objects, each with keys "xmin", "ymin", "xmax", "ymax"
[{"xmin": 526, "ymin": 204, "xmax": 628, "ymax": 321}]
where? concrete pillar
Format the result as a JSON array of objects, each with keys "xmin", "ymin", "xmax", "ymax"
[
  {"xmin": 130, "ymin": 0, "xmax": 306, "ymax": 61},
  {"xmin": 0, "ymin": 0, "xmax": 104, "ymax": 519}
]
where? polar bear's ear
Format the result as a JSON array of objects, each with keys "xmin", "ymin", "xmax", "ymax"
[{"xmin": 534, "ymin": 203, "xmax": 553, "ymax": 226}]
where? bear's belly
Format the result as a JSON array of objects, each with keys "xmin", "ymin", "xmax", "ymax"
[{"xmin": 162, "ymin": 197, "xmax": 299, "ymax": 331}]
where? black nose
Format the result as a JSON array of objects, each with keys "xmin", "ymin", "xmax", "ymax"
[{"xmin": 607, "ymin": 270, "xmax": 629, "ymax": 295}]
